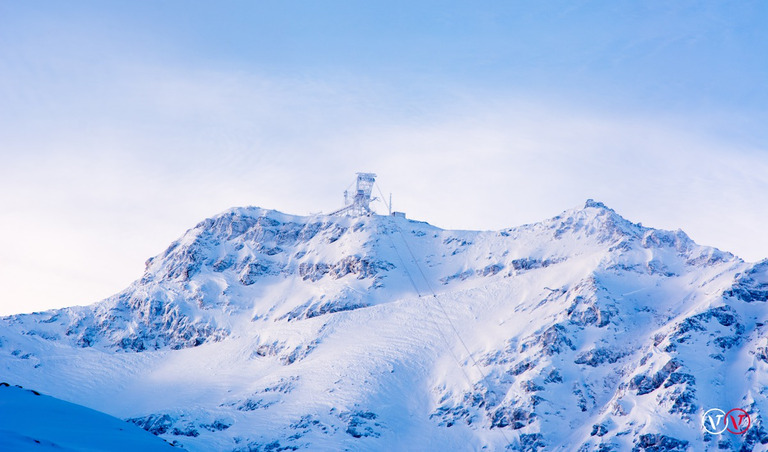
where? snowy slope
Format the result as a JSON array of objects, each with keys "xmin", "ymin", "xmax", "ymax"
[
  {"xmin": 0, "ymin": 383, "xmax": 175, "ymax": 451},
  {"xmin": 1, "ymin": 200, "xmax": 767, "ymax": 451}
]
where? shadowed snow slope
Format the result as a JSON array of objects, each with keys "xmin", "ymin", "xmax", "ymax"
[
  {"xmin": 0, "ymin": 383, "xmax": 175, "ymax": 451},
  {"xmin": 1, "ymin": 200, "xmax": 767, "ymax": 451}
]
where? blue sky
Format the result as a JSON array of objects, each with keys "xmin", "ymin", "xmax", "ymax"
[{"xmin": 1, "ymin": 1, "xmax": 766, "ymax": 314}]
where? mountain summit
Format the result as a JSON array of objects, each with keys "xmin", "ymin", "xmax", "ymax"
[{"xmin": 1, "ymin": 201, "xmax": 766, "ymax": 451}]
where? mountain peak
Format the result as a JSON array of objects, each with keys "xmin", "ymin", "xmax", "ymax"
[
  {"xmin": 530, "ymin": 199, "xmax": 644, "ymax": 247},
  {"xmin": 0, "ymin": 199, "xmax": 759, "ymax": 451},
  {"xmin": 583, "ymin": 198, "xmax": 611, "ymax": 210}
]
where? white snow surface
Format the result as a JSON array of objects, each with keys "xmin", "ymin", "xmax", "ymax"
[
  {"xmin": 1, "ymin": 200, "xmax": 767, "ymax": 451},
  {"xmin": 0, "ymin": 383, "xmax": 175, "ymax": 451}
]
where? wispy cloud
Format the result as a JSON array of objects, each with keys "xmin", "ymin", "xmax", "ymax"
[
  {"xmin": 1, "ymin": 0, "xmax": 766, "ymax": 315},
  {"xmin": 1, "ymin": 62, "xmax": 766, "ymax": 315}
]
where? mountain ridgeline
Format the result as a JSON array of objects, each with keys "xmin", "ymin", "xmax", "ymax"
[{"xmin": 1, "ymin": 200, "xmax": 767, "ymax": 451}]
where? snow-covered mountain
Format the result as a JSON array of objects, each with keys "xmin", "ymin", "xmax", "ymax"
[{"xmin": 1, "ymin": 200, "xmax": 767, "ymax": 451}]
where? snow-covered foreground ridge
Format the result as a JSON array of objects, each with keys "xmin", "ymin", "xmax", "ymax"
[
  {"xmin": 2, "ymin": 200, "xmax": 768, "ymax": 451},
  {"xmin": 0, "ymin": 383, "xmax": 175, "ymax": 451}
]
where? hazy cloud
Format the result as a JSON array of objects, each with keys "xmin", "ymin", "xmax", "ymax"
[{"xmin": 1, "ymin": 1, "xmax": 765, "ymax": 314}]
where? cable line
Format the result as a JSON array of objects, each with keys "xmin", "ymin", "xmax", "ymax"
[{"xmin": 378, "ymin": 203, "xmax": 514, "ymax": 447}]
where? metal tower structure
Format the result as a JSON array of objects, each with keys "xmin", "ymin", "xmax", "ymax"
[{"xmin": 330, "ymin": 172, "xmax": 378, "ymax": 216}]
